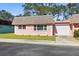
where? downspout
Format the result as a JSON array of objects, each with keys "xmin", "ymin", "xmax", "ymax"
[
  {"xmin": 70, "ymin": 23, "xmax": 74, "ymax": 36},
  {"xmin": 53, "ymin": 23, "xmax": 55, "ymax": 35}
]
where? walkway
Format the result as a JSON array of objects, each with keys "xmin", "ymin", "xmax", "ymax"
[{"xmin": 56, "ymin": 36, "xmax": 79, "ymax": 44}]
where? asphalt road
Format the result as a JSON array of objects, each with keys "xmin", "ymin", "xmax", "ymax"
[{"xmin": 0, "ymin": 42, "xmax": 79, "ymax": 56}]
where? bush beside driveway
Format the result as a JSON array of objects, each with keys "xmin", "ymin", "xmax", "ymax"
[
  {"xmin": 74, "ymin": 30, "xmax": 79, "ymax": 41},
  {"xmin": 0, "ymin": 33, "xmax": 55, "ymax": 41}
]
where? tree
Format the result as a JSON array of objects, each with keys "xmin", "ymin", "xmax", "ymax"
[
  {"xmin": 22, "ymin": 3, "xmax": 37, "ymax": 16},
  {"xmin": 73, "ymin": 4, "xmax": 79, "ymax": 14},
  {"xmin": 67, "ymin": 3, "xmax": 76, "ymax": 15},
  {"xmin": 0, "ymin": 10, "xmax": 14, "ymax": 21},
  {"xmin": 22, "ymin": 3, "xmax": 79, "ymax": 20},
  {"xmin": 22, "ymin": 3, "xmax": 57, "ymax": 16},
  {"xmin": 16, "ymin": 14, "xmax": 23, "ymax": 17},
  {"xmin": 22, "ymin": 3, "xmax": 69, "ymax": 20}
]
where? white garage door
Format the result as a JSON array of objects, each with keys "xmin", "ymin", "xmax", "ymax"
[{"xmin": 55, "ymin": 25, "xmax": 71, "ymax": 36}]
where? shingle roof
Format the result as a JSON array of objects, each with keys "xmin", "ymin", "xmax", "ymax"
[
  {"xmin": 68, "ymin": 14, "xmax": 79, "ymax": 23},
  {"xmin": 12, "ymin": 15, "xmax": 54, "ymax": 25}
]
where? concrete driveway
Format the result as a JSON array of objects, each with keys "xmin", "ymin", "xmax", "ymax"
[{"xmin": 0, "ymin": 42, "xmax": 79, "ymax": 56}]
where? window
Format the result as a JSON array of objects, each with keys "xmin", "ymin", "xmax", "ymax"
[
  {"xmin": 18, "ymin": 25, "xmax": 21, "ymax": 29},
  {"xmin": 44, "ymin": 25, "xmax": 47, "ymax": 30},
  {"xmin": 23, "ymin": 25, "xmax": 26, "ymax": 29},
  {"xmin": 37, "ymin": 25, "xmax": 43, "ymax": 30},
  {"xmin": 34, "ymin": 25, "xmax": 36, "ymax": 30},
  {"xmin": 18, "ymin": 25, "xmax": 26, "ymax": 29},
  {"xmin": 34, "ymin": 25, "xmax": 47, "ymax": 31}
]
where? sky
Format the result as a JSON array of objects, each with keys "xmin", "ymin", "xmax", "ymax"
[
  {"xmin": 0, "ymin": 3, "xmax": 24, "ymax": 16},
  {"xmin": 0, "ymin": 3, "xmax": 67, "ymax": 16}
]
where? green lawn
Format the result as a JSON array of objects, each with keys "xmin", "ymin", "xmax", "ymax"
[{"xmin": 0, "ymin": 33, "xmax": 55, "ymax": 41}]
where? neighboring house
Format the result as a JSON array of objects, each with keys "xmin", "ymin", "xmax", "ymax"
[
  {"xmin": 68, "ymin": 14, "xmax": 79, "ymax": 31},
  {"xmin": 0, "ymin": 19, "xmax": 14, "ymax": 33},
  {"xmin": 12, "ymin": 14, "xmax": 79, "ymax": 36}
]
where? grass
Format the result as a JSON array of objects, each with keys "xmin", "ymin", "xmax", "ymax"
[{"xmin": 0, "ymin": 33, "xmax": 55, "ymax": 41}]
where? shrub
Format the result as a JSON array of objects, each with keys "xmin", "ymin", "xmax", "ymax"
[{"xmin": 74, "ymin": 29, "xmax": 79, "ymax": 37}]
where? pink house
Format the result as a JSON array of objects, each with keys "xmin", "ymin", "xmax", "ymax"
[{"xmin": 12, "ymin": 14, "xmax": 79, "ymax": 36}]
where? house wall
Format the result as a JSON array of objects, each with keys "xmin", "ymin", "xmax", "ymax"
[
  {"xmin": 14, "ymin": 25, "xmax": 53, "ymax": 36},
  {"xmin": 0, "ymin": 25, "xmax": 14, "ymax": 33},
  {"xmin": 73, "ymin": 23, "xmax": 79, "ymax": 30}
]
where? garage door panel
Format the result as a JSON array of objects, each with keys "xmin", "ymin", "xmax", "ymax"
[{"xmin": 55, "ymin": 25, "xmax": 71, "ymax": 36}]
